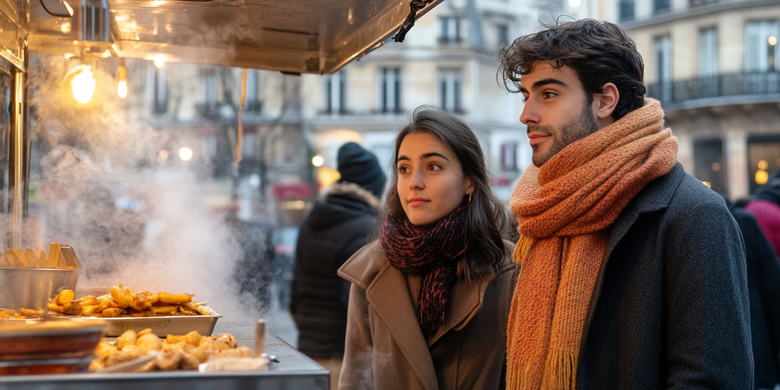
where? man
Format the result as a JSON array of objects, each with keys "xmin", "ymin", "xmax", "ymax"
[
  {"xmin": 290, "ymin": 142, "xmax": 386, "ymax": 390},
  {"xmin": 499, "ymin": 19, "xmax": 752, "ymax": 389}
]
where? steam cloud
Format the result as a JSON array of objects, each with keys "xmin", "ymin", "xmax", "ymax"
[{"xmin": 22, "ymin": 54, "xmax": 268, "ymax": 320}]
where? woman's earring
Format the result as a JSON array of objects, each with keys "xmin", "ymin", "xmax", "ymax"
[{"xmin": 468, "ymin": 193, "xmax": 472, "ymax": 203}]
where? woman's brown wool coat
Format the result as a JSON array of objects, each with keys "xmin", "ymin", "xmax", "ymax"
[{"xmin": 337, "ymin": 240, "xmax": 517, "ymax": 390}]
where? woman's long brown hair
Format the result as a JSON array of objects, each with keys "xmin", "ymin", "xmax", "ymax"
[{"xmin": 384, "ymin": 106, "xmax": 509, "ymax": 279}]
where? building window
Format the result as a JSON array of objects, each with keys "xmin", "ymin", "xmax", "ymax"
[
  {"xmin": 654, "ymin": 35, "xmax": 672, "ymax": 102},
  {"xmin": 500, "ymin": 141, "xmax": 518, "ymax": 171},
  {"xmin": 244, "ymin": 69, "xmax": 262, "ymax": 112},
  {"xmin": 202, "ymin": 70, "xmax": 217, "ymax": 106},
  {"xmin": 497, "ymin": 24, "xmax": 509, "ymax": 47},
  {"xmin": 618, "ymin": 0, "xmax": 635, "ymax": 22},
  {"xmin": 653, "ymin": 0, "xmax": 670, "ymax": 14},
  {"xmin": 324, "ymin": 71, "xmax": 347, "ymax": 114},
  {"xmin": 746, "ymin": 21, "xmax": 779, "ymax": 72},
  {"xmin": 438, "ymin": 69, "xmax": 463, "ymax": 113},
  {"xmin": 148, "ymin": 67, "xmax": 167, "ymax": 114},
  {"xmin": 439, "ymin": 17, "xmax": 462, "ymax": 43},
  {"xmin": 379, "ymin": 67, "xmax": 402, "ymax": 113},
  {"xmin": 698, "ymin": 27, "xmax": 718, "ymax": 77},
  {"xmin": 693, "ymin": 139, "xmax": 725, "ymax": 194}
]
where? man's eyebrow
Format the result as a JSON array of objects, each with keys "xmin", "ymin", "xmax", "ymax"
[{"xmin": 519, "ymin": 78, "xmax": 568, "ymax": 94}]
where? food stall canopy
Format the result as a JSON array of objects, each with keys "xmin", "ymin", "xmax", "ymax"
[{"xmin": 16, "ymin": 0, "xmax": 443, "ymax": 74}]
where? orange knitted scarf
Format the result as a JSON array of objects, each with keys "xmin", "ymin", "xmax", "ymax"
[{"xmin": 506, "ymin": 99, "xmax": 678, "ymax": 390}]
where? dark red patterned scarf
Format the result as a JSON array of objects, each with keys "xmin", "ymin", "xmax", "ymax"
[{"xmin": 380, "ymin": 206, "xmax": 467, "ymax": 340}]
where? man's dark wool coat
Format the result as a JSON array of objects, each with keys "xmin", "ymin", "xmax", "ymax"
[{"xmin": 576, "ymin": 163, "xmax": 753, "ymax": 389}]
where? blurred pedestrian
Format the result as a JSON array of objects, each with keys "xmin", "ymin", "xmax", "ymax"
[
  {"xmin": 499, "ymin": 19, "xmax": 752, "ymax": 389},
  {"xmin": 746, "ymin": 170, "xmax": 780, "ymax": 258},
  {"xmin": 290, "ymin": 142, "xmax": 386, "ymax": 390},
  {"xmin": 724, "ymin": 196, "xmax": 780, "ymax": 390},
  {"xmin": 338, "ymin": 107, "xmax": 517, "ymax": 390}
]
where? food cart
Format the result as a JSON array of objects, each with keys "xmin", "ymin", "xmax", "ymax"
[{"xmin": 0, "ymin": 0, "xmax": 443, "ymax": 387}]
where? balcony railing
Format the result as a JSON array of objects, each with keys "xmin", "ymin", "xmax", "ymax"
[{"xmin": 646, "ymin": 71, "xmax": 780, "ymax": 106}]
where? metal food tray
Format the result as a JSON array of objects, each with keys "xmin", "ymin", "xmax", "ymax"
[
  {"xmin": 56, "ymin": 305, "xmax": 222, "ymax": 337},
  {"xmin": 0, "ymin": 309, "xmax": 43, "ymax": 326}
]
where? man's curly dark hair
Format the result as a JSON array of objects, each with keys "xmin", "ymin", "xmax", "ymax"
[{"xmin": 498, "ymin": 18, "xmax": 645, "ymax": 120}]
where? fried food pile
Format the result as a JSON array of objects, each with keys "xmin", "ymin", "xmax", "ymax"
[
  {"xmin": 48, "ymin": 285, "xmax": 212, "ymax": 317},
  {"xmin": 0, "ymin": 308, "xmax": 43, "ymax": 319},
  {"xmin": 90, "ymin": 329, "xmax": 253, "ymax": 371}
]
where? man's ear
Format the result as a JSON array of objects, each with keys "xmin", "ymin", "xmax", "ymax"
[{"xmin": 594, "ymin": 82, "xmax": 619, "ymax": 123}]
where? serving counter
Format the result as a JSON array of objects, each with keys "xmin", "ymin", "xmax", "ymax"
[{"xmin": 0, "ymin": 317, "xmax": 328, "ymax": 390}]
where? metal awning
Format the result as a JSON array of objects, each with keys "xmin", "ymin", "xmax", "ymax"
[{"xmin": 19, "ymin": 0, "xmax": 442, "ymax": 74}]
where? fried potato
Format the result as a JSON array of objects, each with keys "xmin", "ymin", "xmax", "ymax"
[
  {"xmin": 182, "ymin": 301, "xmax": 212, "ymax": 316},
  {"xmin": 95, "ymin": 341, "xmax": 118, "ymax": 360},
  {"xmin": 81, "ymin": 305, "xmax": 101, "ymax": 316},
  {"xmin": 134, "ymin": 292, "xmax": 159, "ymax": 310},
  {"xmin": 88, "ymin": 359, "xmax": 105, "ymax": 372},
  {"xmin": 0, "ymin": 309, "xmax": 15, "ymax": 318},
  {"xmin": 156, "ymin": 345, "xmax": 183, "ymax": 371},
  {"xmin": 212, "ymin": 334, "xmax": 237, "ymax": 348},
  {"xmin": 116, "ymin": 330, "xmax": 137, "ymax": 350},
  {"xmin": 158, "ymin": 293, "xmax": 194, "ymax": 305},
  {"xmin": 110, "ymin": 286, "xmax": 135, "ymax": 308},
  {"xmin": 177, "ymin": 306, "xmax": 197, "ymax": 316},
  {"xmin": 101, "ymin": 308, "xmax": 125, "ymax": 317},
  {"xmin": 137, "ymin": 333, "xmax": 162, "ymax": 353},
  {"xmin": 150, "ymin": 305, "xmax": 177, "ymax": 315},
  {"xmin": 217, "ymin": 345, "xmax": 253, "ymax": 358},
  {"xmin": 54, "ymin": 289, "xmax": 75, "ymax": 306},
  {"xmin": 75, "ymin": 295, "xmax": 98, "ymax": 306},
  {"xmin": 179, "ymin": 349, "xmax": 201, "ymax": 370},
  {"xmin": 95, "ymin": 329, "xmax": 250, "ymax": 371},
  {"xmin": 19, "ymin": 308, "xmax": 42, "ymax": 317},
  {"xmin": 198, "ymin": 337, "xmax": 230, "ymax": 354},
  {"xmin": 105, "ymin": 346, "xmax": 143, "ymax": 367},
  {"xmin": 184, "ymin": 330, "xmax": 203, "ymax": 347}
]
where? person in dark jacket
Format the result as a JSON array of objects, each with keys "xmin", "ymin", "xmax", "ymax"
[
  {"xmin": 499, "ymin": 19, "xmax": 752, "ymax": 389},
  {"xmin": 290, "ymin": 142, "xmax": 386, "ymax": 389},
  {"xmin": 727, "ymin": 197, "xmax": 780, "ymax": 390},
  {"xmin": 746, "ymin": 170, "xmax": 780, "ymax": 258}
]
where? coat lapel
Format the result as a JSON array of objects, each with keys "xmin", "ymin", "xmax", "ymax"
[
  {"xmin": 366, "ymin": 263, "xmax": 439, "ymax": 390},
  {"xmin": 427, "ymin": 275, "xmax": 486, "ymax": 346}
]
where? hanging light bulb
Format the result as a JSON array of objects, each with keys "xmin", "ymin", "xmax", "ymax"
[
  {"xmin": 71, "ymin": 65, "xmax": 95, "ymax": 104},
  {"xmin": 117, "ymin": 59, "xmax": 128, "ymax": 99}
]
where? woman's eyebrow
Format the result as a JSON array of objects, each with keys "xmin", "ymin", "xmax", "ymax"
[
  {"xmin": 396, "ymin": 155, "xmax": 410, "ymax": 163},
  {"xmin": 420, "ymin": 152, "xmax": 449, "ymax": 161}
]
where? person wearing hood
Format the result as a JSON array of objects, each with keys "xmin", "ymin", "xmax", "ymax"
[
  {"xmin": 746, "ymin": 170, "xmax": 780, "ymax": 258},
  {"xmin": 290, "ymin": 142, "xmax": 387, "ymax": 389},
  {"xmin": 722, "ymin": 195, "xmax": 780, "ymax": 390}
]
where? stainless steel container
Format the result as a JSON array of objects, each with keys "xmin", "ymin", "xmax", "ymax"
[{"xmin": 0, "ymin": 266, "xmax": 80, "ymax": 310}]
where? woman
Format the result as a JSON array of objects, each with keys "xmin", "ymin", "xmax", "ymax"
[{"xmin": 338, "ymin": 107, "xmax": 517, "ymax": 390}]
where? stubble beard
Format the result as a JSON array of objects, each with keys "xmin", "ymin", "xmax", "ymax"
[{"xmin": 530, "ymin": 99, "xmax": 600, "ymax": 167}]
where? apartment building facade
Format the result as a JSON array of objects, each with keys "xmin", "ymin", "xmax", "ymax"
[
  {"xmin": 579, "ymin": 0, "xmax": 780, "ymax": 200},
  {"xmin": 297, "ymin": 0, "xmax": 566, "ymax": 203}
]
